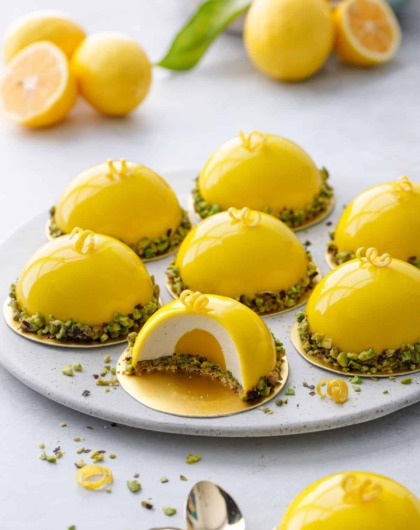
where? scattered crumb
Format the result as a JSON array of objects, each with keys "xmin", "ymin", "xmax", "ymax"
[
  {"xmin": 163, "ymin": 507, "xmax": 177, "ymax": 516},
  {"xmin": 186, "ymin": 453, "xmax": 201, "ymax": 464}
]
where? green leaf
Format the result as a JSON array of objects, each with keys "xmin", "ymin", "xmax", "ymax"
[{"xmin": 157, "ymin": 0, "xmax": 251, "ymax": 70}]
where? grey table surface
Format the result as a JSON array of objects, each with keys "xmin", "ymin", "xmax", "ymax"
[{"xmin": 0, "ymin": 1, "xmax": 419, "ymax": 529}]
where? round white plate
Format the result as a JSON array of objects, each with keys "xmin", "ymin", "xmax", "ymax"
[{"xmin": 0, "ymin": 171, "xmax": 419, "ymax": 437}]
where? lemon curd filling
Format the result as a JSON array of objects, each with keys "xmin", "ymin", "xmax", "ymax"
[
  {"xmin": 124, "ymin": 291, "xmax": 286, "ymax": 402},
  {"xmin": 193, "ymin": 132, "xmax": 333, "ymax": 229},
  {"xmin": 297, "ymin": 248, "xmax": 420, "ymax": 374},
  {"xmin": 328, "ymin": 177, "xmax": 420, "ymax": 268},
  {"xmin": 49, "ymin": 159, "xmax": 191, "ymax": 260},
  {"xmin": 9, "ymin": 229, "xmax": 160, "ymax": 343},
  {"xmin": 166, "ymin": 208, "xmax": 319, "ymax": 315}
]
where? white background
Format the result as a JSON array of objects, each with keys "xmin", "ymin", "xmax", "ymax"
[{"xmin": 0, "ymin": 1, "xmax": 419, "ymax": 529}]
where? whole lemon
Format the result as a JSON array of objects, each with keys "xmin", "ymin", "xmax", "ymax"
[
  {"xmin": 244, "ymin": 0, "xmax": 334, "ymax": 82},
  {"xmin": 72, "ymin": 33, "xmax": 152, "ymax": 116},
  {"xmin": 3, "ymin": 11, "xmax": 85, "ymax": 63}
]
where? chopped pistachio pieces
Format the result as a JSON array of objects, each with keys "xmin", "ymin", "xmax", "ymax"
[
  {"xmin": 160, "ymin": 477, "xmax": 169, "ymax": 483},
  {"xmin": 38, "ymin": 442, "xmax": 45, "ymax": 449},
  {"xmin": 258, "ymin": 406, "xmax": 274, "ymax": 414},
  {"xmin": 180, "ymin": 475, "xmax": 188, "ymax": 481},
  {"xmin": 46, "ymin": 455, "xmax": 57, "ymax": 463},
  {"xmin": 109, "ymin": 454, "xmax": 116, "ymax": 459},
  {"xmin": 141, "ymin": 500, "xmax": 154, "ymax": 510},
  {"xmin": 352, "ymin": 385, "xmax": 361, "ymax": 392},
  {"xmin": 74, "ymin": 459, "xmax": 86, "ymax": 469},
  {"xmin": 73, "ymin": 363, "xmax": 83, "ymax": 372},
  {"xmin": 383, "ymin": 390, "xmax": 389, "ymax": 395},
  {"xmin": 103, "ymin": 354, "xmax": 111, "ymax": 363},
  {"xmin": 192, "ymin": 168, "xmax": 333, "ymax": 228},
  {"xmin": 163, "ymin": 507, "xmax": 177, "ymax": 517},
  {"xmin": 73, "ymin": 438, "xmax": 82, "ymax": 442},
  {"xmin": 8, "ymin": 280, "xmax": 160, "ymax": 343},
  {"xmin": 127, "ymin": 479, "xmax": 142, "ymax": 493},
  {"xmin": 39, "ymin": 451, "xmax": 46, "ymax": 460},
  {"xmin": 76, "ymin": 447, "xmax": 85, "ymax": 454},
  {"xmin": 275, "ymin": 399, "xmax": 288, "ymax": 406},
  {"xmin": 62, "ymin": 364, "xmax": 74, "ymax": 377},
  {"xmin": 186, "ymin": 453, "xmax": 201, "ymax": 464},
  {"xmin": 68, "ymin": 526, "xmax": 76, "ymax": 530},
  {"xmin": 166, "ymin": 253, "xmax": 318, "ymax": 316},
  {"xmin": 285, "ymin": 388, "xmax": 295, "ymax": 396},
  {"xmin": 297, "ymin": 313, "xmax": 420, "ymax": 375},
  {"xmin": 60, "ymin": 422, "xmax": 67, "ymax": 427},
  {"xmin": 349, "ymin": 376, "xmax": 362, "ymax": 384},
  {"xmin": 401, "ymin": 378, "xmax": 413, "ymax": 385}
]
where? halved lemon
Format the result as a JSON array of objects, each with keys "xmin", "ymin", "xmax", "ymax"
[
  {"xmin": 334, "ymin": 0, "xmax": 401, "ymax": 66},
  {"xmin": 0, "ymin": 41, "xmax": 77, "ymax": 128}
]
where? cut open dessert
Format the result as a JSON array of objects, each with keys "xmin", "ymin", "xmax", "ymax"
[
  {"xmin": 327, "ymin": 176, "xmax": 420, "ymax": 268},
  {"xmin": 166, "ymin": 207, "xmax": 319, "ymax": 315},
  {"xmin": 277, "ymin": 471, "xmax": 420, "ymax": 530},
  {"xmin": 7, "ymin": 228, "xmax": 160, "ymax": 345},
  {"xmin": 49, "ymin": 159, "xmax": 191, "ymax": 260},
  {"xmin": 295, "ymin": 247, "xmax": 420, "ymax": 375},
  {"xmin": 192, "ymin": 131, "xmax": 333, "ymax": 229},
  {"xmin": 123, "ymin": 290, "xmax": 285, "ymax": 402}
]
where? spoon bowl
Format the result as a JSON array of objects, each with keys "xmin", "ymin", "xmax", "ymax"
[{"xmin": 186, "ymin": 480, "xmax": 245, "ymax": 530}]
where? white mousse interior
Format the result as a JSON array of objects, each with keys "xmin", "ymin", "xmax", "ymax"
[{"xmin": 137, "ymin": 314, "xmax": 244, "ymax": 388}]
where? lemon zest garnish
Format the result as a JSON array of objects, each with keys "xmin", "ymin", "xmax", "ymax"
[
  {"xmin": 316, "ymin": 378, "xmax": 348, "ymax": 404},
  {"xmin": 356, "ymin": 247, "xmax": 392, "ymax": 268},
  {"xmin": 342, "ymin": 473, "xmax": 382, "ymax": 503},
  {"xmin": 228, "ymin": 207, "xmax": 261, "ymax": 227},
  {"xmin": 180, "ymin": 290, "xmax": 210, "ymax": 313},
  {"xmin": 75, "ymin": 464, "xmax": 113, "ymax": 490},
  {"xmin": 239, "ymin": 130, "xmax": 265, "ymax": 152},
  {"xmin": 70, "ymin": 228, "xmax": 95, "ymax": 254}
]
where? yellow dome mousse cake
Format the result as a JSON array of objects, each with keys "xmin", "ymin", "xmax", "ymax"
[
  {"xmin": 277, "ymin": 471, "xmax": 420, "ymax": 530},
  {"xmin": 166, "ymin": 207, "xmax": 319, "ymax": 315},
  {"xmin": 328, "ymin": 176, "xmax": 420, "ymax": 268},
  {"xmin": 49, "ymin": 159, "xmax": 191, "ymax": 260},
  {"xmin": 296, "ymin": 247, "xmax": 420, "ymax": 375},
  {"xmin": 8, "ymin": 228, "xmax": 160, "ymax": 345},
  {"xmin": 124, "ymin": 290, "xmax": 285, "ymax": 402},
  {"xmin": 193, "ymin": 131, "xmax": 333, "ymax": 229}
]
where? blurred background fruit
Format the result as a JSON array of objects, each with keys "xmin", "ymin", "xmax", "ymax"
[
  {"xmin": 0, "ymin": 41, "xmax": 77, "ymax": 127},
  {"xmin": 2, "ymin": 11, "xmax": 85, "ymax": 63},
  {"xmin": 334, "ymin": 0, "xmax": 401, "ymax": 66},
  {"xmin": 71, "ymin": 33, "xmax": 152, "ymax": 116},
  {"xmin": 244, "ymin": 0, "xmax": 334, "ymax": 81}
]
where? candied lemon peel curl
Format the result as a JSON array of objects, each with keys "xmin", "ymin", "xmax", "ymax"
[
  {"xmin": 179, "ymin": 290, "xmax": 211, "ymax": 314},
  {"xmin": 228, "ymin": 207, "xmax": 261, "ymax": 227},
  {"xmin": 392, "ymin": 175, "xmax": 414, "ymax": 198},
  {"xmin": 75, "ymin": 464, "xmax": 113, "ymax": 490},
  {"xmin": 106, "ymin": 158, "xmax": 132, "ymax": 180},
  {"xmin": 70, "ymin": 227, "xmax": 95, "ymax": 254},
  {"xmin": 316, "ymin": 378, "xmax": 348, "ymax": 404},
  {"xmin": 356, "ymin": 247, "xmax": 392, "ymax": 268},
  {"xmin": 239, "ymin": 130, "xmax": 266, "ymax": 152},
  {"xmin": 342, "ymin": 473, "xmax": 383, "ymax": 504}
]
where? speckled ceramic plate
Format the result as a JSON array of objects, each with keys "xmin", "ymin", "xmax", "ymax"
[
  {"xmin": 164, "ymin": 267, "xmax": 322, "ymax": 318},
  {"xmin": 188, "ymin": 194, "xmax": 335, "ymax": 232},
  {"xmin": 291, "ymin": 323, "xmax": 420, "ymax": 378},
  {"xmin": 116, "ymin": 349, "xmax": 289, "ymax": 418},
  {"xmin": 0, "ymin": 171, "xmax": 419, "ymax": 437}
]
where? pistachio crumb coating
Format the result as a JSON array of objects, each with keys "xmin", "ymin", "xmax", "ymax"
[
  {"xmin": 166, "ymin": 253, "xmax": 318, "ymax": 315},
  {"xmin": 49, "ymin": 207, "xmax": 192, "ymax": 260},
  {"xmin": 192, "ymin": 167, "xmax": 333, "ymax": 229},
  {"xmin": 124, "ymin": 336, "xmax": 285, "ymax": 403},
  {"xmin": 297, "ymin": 312, "xmax": 420, "ymax": 374},
  {"xmin": 8, "ymin": 281, "xmax": 160, "ymax": 344}
]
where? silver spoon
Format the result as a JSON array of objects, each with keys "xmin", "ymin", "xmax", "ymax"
[
  {"xmin": 150, "ymin": 480, "xmax": 245, "ymax": 530},
  {"xmin": 186, "ymin": 480, "xmax": 245, "ymax": 530}
]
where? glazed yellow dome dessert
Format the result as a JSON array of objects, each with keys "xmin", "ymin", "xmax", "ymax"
[
  {"xmin": 277, "ymin": 471, "xmax": 420, "ymax": 530},
  {"xmin": 296, "ymin": 247, "xmax": 420, "ymax": 375},
  {"xmin": 328, "ymin": 176, "xmax": 420, "ymax": 268},
  {"xmin": 8, "ymin": 228, "xmax": 160, "ymax": 344},
  {"xmin": 193, "ymin": 131, "xmax": 333, "ymax": 229},
  {"xmin": 166, "ymin": 207, "xmax": 319, "ymax": 315},
  {"xmin": 125, "ymin": 290, "xmax": 285, "ymax": 401},
  {"xmin": 49, "ymin": 159, "xmax": 191, "ymax": 260}
]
